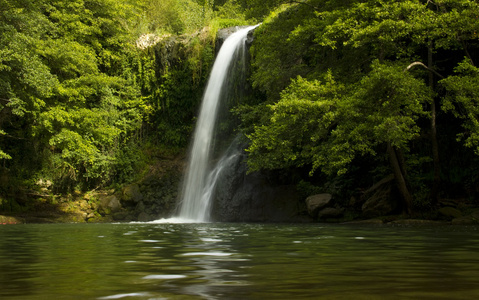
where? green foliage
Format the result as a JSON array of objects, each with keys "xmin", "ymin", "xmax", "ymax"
[
  {"xmin": 2, "ymin": 0, "xmax": 477, "ymax": 213},
  {"xmin": 250, "ymin": 3, "xmax": 316, "ymax": 99},
  {"xmin": 246, "ymin": 74, "xmax": 343, "ymax": 172},
  {"xmin": 138, "ymin": 0, "xmax": 217, "ymax": 35},
  {"xmin": 441, "ymin": 59, "xmax": 479, "ymax": 154},
  {"xmin": 134, "ymin": 31, "xmax": 216, "ymax": 148},
  {"xmin": 238, "ymin": 0, "xmax": 479, "ymax": 206},
  {"xmin": 246, "ymin": 62, "xmax": 432, "ymax": 176},
  {"xmin": 215, "ymin": 0, "xmax": 246, "ymax": 20},
  {"xmin": 0, "ymin": 0, "xmax": 288, "ymax": 202},
  {"xmin": 0, "ymin": 129, "xmax": 11, "ymax": 159},
  {"xmin": 0, "ymin": 0, "xmax": 147, "ymax": 192},
  {"xmin": 237, "ymin": 0, "xmax": 285, "ymax": 21}
]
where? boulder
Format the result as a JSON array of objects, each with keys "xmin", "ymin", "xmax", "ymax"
[
  {"xmin": 318, "ymin": 207, "xmax": 344, "ymax": 219},
  {"xmin": 0, "ymin": 215, "xmax": 24, "ymax": 224},
  {"xmin": 100, "ymin": 195, "xmax": 121, "ymax": 214},
  {"xmin": 305, "ymin": 194, "xmax": 332, "ymax": 218},
  {"xmin": 138, "ymin": 212, "xmax": 151, "ymax": 222},
  {"xmin": 122, "ymin": 184, "xmax": 143, "ymax": 204},
  {"xmin": 135, "ymin": 201, "xmax": 146, "ymax": 217},
  {"xmin": 78, "ymin": 199, "xmax": 90, "ymax": 210},
  {"xmin": 438, "ymin": 206, "xmax": 462, "ymax": 219},
  {"xmin": 112, "ymin": 211, "xmax": 132, "ymax": 221},
  {"xmin": 451, "ymin": 210, "xmax": 479, "ymax": 225}
]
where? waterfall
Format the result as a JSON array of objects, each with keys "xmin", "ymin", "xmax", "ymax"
[{"xmin": 177, "ymin": 25, "xmax": 258, "ymax": 222}]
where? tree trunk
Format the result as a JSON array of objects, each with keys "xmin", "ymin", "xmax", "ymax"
[
  {"xmin": 387, "ymin": 142, "xmax": 413, "ymax": 214},
  {"xmin": 429, "ymin": 40, "xmax": 441, "ymax": 205}
]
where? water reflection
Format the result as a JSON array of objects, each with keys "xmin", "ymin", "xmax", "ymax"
[
  {"xmin": 142, "ymin": 224, "xmax": 253, "ymax": 299},
  {"xmin": 1, "ymin": 223, "xmax": 479, "ymax": 299},
  {"xmin": 0, "ymin": 226, "xmax": 40, "ymax": 297}
]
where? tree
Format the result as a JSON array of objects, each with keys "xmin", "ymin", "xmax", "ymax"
[
  {"xmin": 0, "ymin": 0, "xmax": 146, "ymax": 191},
  {"xmin": 246, "ymin": 62, "xmax": 431, "ymax": 213},
  {"xmin": 240, "ymin": 0, "xmax": 479, "ymax": 212},
  {"xmin": 441, "ymin": 60, "xmax": 479, "ymax": 155}
]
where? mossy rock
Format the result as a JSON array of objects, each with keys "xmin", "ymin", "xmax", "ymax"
[
  {"xmin": 451, "ymin": 210, "xmax": 479, "ymax": 225},
  {"xmin": 0, "ymin": 215, "xmax": 25, "ymax": 224},
  {"xmin": 438, "ymin": 207, "xmax": 462, "ymax": 220}
]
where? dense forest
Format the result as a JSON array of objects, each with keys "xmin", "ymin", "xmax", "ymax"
[
  {"xmin": 1, "ymin": 0, "xmax": 479, "ymax": 221},
  {"xmin": 0, "ymin": 0, "xmax": 245, "ymax": 213}
]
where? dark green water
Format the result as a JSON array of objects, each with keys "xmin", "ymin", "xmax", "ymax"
[{"xmin": 1, "ymin": 222, "xmax": 479, "ymax": 299}]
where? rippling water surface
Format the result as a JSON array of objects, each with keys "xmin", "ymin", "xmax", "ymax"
[{"xmin": 1, "ymin": 222, "xmax": 479, "ymax": 299}]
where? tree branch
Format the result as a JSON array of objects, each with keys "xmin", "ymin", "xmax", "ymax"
[
  {"xmin": 461, "ymin": 40, "xmax": 475, "ymax": 66},
  {"xmin": 405, "ymin": 61, "xmax": 444, "ymax": 79}
]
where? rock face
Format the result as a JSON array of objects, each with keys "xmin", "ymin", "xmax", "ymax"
[
  {"xmin": 211, "ymin": 148, "xmax": 312, "ymax": 222},
  {"xmin": 100, "ymin": 157, "xmax": 184, "ymax": 222},
  {"xmin": 121, "ymin": 184, "xmax": 143, "ymax": 205},
  {"xmin": 136, "ymin": 33, "xmax": 170, "ymax": 49},
  {"xmin": 206, "ymin": 27, "xmax": 306, "ymax": 222},
  {"xmin": 215, "ymin": 26, "xmax": 254, "ymax": 51},
  {"xmin": 103, "ymin": 26, "xmax": 264, "ymax": 222}
]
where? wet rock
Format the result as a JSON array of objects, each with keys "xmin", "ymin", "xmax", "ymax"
[
  {"xmin": 100, "ymin": 195, "xmax": 121, "ymax": 214},
  {"xmin": 452, "ymin": 212, "xmax": 479, "ymax": 225},
  {"xmin": 389, "ymin": 219, "xmax": 447, "ymax": 225},
  {"xmin": 306, "ymin": 194, "xmax": 332, "ymax": 218},
  {"xmin": 122, "ymin": 184, "xmax": 143, "ymax": 205},
  {"xmin": 451, "ymin": 210, "xmax": 479, "ymax": 224},
  {"xmin": 138, "ymin": 212, "xmax": 151, "ymax": 222},
  {"xmin": 212, "ymin": 149, "xmax": 312, "ymax": 222},
  {"xmin": 344, "ymin": 219, "xmax": 384, "ymax": 225},
  {"xmin": 216, "ymin": 26, "xmax": 258, "ymax": 53},
  {"xmin": 0, "ymin": 215, "xmax": 25, "ymax": 224},
  {"xmin": 135, "ymin": 201, "xmax": 146, "ymax": 215},
  {"xmin": 438, "ymin": 207, "xmax": 462, "ymax": 219},
  {"xmin": 318, "ymin": 207, "xmax": 344, "ymax": 219},
  {"xmin": 78, "ymin": 199, "xmax": 90, "ymax": 210},
  {"xmin": 112, "ymin": 211, "xmax": 131, "ymax": 221},
  {"xmin": 216, "ymin": 26, "xmax": 249, "ymax": 48}
]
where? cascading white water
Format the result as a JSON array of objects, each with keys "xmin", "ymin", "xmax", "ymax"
[{"xmin": 177, "ymin": 25, "xmax": 259, "ymax": 222}]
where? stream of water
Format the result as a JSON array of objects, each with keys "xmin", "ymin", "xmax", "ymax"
[
  {"xmin": 1, "ymin": 223, "xmax": 479, "ymax": 299},
  {"xmin": 178, "ymin": 25, "xmax": 258, "ymax": 222}
]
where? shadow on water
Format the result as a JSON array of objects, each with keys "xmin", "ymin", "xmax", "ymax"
[{"xmin": 0, "ymin": 226, "xmax": 39, "ymax": 297}]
